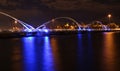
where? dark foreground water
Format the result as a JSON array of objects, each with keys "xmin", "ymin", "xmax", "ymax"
[{"xmin": 0, "ymin": 32, "xmax": 120, "ymax": 71}]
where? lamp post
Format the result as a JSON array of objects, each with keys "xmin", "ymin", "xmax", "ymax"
[{"xmin": 108, "ymin": 14, "xmax": 112, "ymax": 24}]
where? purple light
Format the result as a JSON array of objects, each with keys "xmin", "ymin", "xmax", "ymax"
[{"xmin": 88, "ymin": 29, "xmax": 92, "ymax": 31}]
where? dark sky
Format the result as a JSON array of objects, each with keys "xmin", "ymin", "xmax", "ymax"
[{"xmin": 0, "ymin": 0, "xmax": 120, "ymax": 26}]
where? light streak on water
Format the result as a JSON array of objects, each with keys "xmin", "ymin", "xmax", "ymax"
[
  {"xmin": 102, "ymin": 32, "xmax": 116, "ymax": 71},
  {"xmin": 43, "ymin": 36, "xmax": 55, "ymax": 71},
  {"xmin": 22, "ymin": 37, "xmax": 36, "ymax": 71}
]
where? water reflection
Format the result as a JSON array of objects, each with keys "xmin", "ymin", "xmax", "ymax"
[
  {"xmin": 21, "ymin": 32, "xmax": 118, "ymax": 71},
  {"xmin": 22, "ymin": 37, "xmax": 36, "ymax": 71},
  {"xmin": 11, "ymin": 38, "xmax": 22, "ymax": 71},
  {"xmin": 22, "ymin": 36, "xmax": 55, "ymax": 71},
  {"xmin": 12, "ymin": 45, "xmax": 22, "ymax": 71},
  {"xmin": 87, "ymin": 33, "xmax": 93, "ymax": 70},
  {"xmin": 77, "ymin": 33, "xmax": 94, "ymax": 71},
  {"xmin": 43, "ymin": 36, "xmax": 55, "ymax": 71},
  {"xmin": 102, "ymin": 32, "xmax": 116, "ymax": 71},
  {"xmin": 51, "ymin": 37, "xmax": 61, "ymax": 71},
  {"xmin": 77, "ymin": 34, "xmax": 83, "ymax": 71}
]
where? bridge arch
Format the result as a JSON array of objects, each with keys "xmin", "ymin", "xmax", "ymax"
[
  {"xmin": 0, "ymin": 12, "xmax": 35, "ymax": 31},
  {"xmin": 87, "ymin": 21, "xmax": 107, "ymax": 29},
  {"xmin": 36, "ymin": 17, "xmax": 81, "ymax": 30}
]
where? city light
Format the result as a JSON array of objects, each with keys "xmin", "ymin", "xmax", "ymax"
[
  {"xmin": 108, "ymin": 14, "xmax": 112, "ymax": 24},
  {"xmin": 0, "ymin": 11, "xmax": 120, "ymax": 36},
  {"xmin": 108, "ymin": 14, "xmax": 112, "ymax": 18},
  {"xmin": 14, "ymin": 20, "xmax": 18, "ymax": 24},
  {"xmin": 44, "ymin": 29, "xmax": 49, "ymax": 33}
]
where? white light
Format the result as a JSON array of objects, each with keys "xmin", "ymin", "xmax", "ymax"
[{"xmin": 44, "ymin": 29, "xmax": 49, "ymax": 33}]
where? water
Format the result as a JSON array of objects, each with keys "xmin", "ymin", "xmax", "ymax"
[{"xmin": 0, "ymin": 32, "xmax": 120, "ymax": 71}]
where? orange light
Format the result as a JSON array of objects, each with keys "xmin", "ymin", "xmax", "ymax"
[
  {"xmin": 108, "ymin": 14, "xmax": 112, "ymax": 18},
  {"xmin": 102, "ymin": 32, "xmax": 115, "ymax": 71},
  {"xmin": 51, "ymin": 19, "xmax": 55, "ymax": 22},
  {"xmin": 14, "ymin": 20, "xmax": 17, "ymax": 24}
]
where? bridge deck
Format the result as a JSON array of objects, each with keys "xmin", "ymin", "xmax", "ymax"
[{"xmin": 0, "ymin": 29, "xmax": 120, "ymax": 38}]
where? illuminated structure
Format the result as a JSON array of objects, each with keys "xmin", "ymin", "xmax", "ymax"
[
  {"xmin": 0, "ymin": 12, "xmax": 35, "ymax": 32},
  {"xmin": 36, "ymin": 17, "xmax": 81, "ymax": 32},
  {"xmin": 87, "ymin": 21, "xmax": 108, "ymax": 30},
  {"xmin": 0, "ymin": 11, "xmax": 119, "ymax": 36},
  {"xmin": 108, "ymin": 14, "xmax": 112, "ymax": 24}
]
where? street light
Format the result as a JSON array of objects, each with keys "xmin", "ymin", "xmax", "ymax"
[
  {"xmin": 14, "ymin": 20, "xmax": 18, "ymax": 24},
  {"xmin": 108, "ymin": 14, "xmax": 112, "ymax": 24}
]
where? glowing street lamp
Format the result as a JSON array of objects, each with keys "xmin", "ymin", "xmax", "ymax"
[
  {"xmin": 14, "ymin": 20, "xmax": 18, "ymax": 24},
  {"xmin": 108, "ymin": 14, "xmax": 112, "ymax": 24},
  {"xmin": 51, "ymin": 19, "xmax": 55, "ymax": 22}
]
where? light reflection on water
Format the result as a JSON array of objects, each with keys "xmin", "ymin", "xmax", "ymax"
[
  {"xmin": 77, "ymin": 33, "xmax": 94, "ymax": 71},
  {"xmin": 50, "ymin": 37, "xmax": 61, "ymax": 71},
  {"xmin": 19, "ymin": 32, "xmax": 120, "ymax": 71},
  {"xmin": 102, "ymin": 32, "xmax": 116, "ymax": 71},
  {"xmin": 77, "ymin": 34, "xmax": 83, "ymax": 70},
  {"xmin": 87, "ymin": 33, "xmax": 93, "ymax": 70},
  {"xmin": 22, "ymin": 36, "xmax": 55, "ymax": 71},
  {"xmin": 43, "ymin": 36, "xmax": 55, "ymax": 71},
  {"xmin": 22, "ymin": 37, "xmax": 36, "ymax": 71}
]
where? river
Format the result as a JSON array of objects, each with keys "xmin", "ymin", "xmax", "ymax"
[{"xmin": 0, "ymin": 32, "xmax": 120, "ymax": 71}]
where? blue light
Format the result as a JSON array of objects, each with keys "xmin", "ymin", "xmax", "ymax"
[
  {"xmin": 22, "ymin": 37, "xmax": 36, "ymax": 71},
  {"xmin": 24, "ymin": 29, "xmax": 33, "ymax": 32},
  {"xmin": 43, "ymin": 36, "xmax": 54, "ymax": 71},
  {"xmin": 87, "ymin": 32, "xmax": 93, "ymax": 70},
  {"xmin": 77, "ymin": 33, "xmax": 83, "ymax": 71},
  {"xmin": 87, "ymin": 29, "xmax": 92, "ymax": 31},
  {"xmin": 77, "ymin": 34, "xmax": 82, "ymax": 38},
  {"xmin": 26, "ymin": 33, "xmax": 32, "ymax": 36},
  {"xmin": 78, "ymin": 28, "xmax": 81, "ymax": 30},
  {"xmin": 27, "ymin": 29, "xmax": 33, "ymax": 32}
]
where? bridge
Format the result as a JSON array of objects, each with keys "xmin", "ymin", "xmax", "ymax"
[
  {"xmin": 0, "ymin": 12, "xmax": 119, "ymax": 34},
  {"xmin": 0, "ymin": 12, "xmax": 35, "ymax": 32}
]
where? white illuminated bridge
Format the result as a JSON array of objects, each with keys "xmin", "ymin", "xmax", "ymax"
[
  {"xmin": 0, "ymin": 11, "xmax": 119, "ymax": 37},
  {"xmin": 36, "ymin": 17, "xmax": 82, "ymax": 33},
  {"xmin": 0, "ymin": 12, "xmax": 35, "ymax": 32}
]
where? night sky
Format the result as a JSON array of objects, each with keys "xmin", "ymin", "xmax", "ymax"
[{"xmin": 0, "ymin": 0, "xmax": 120, "ymax": 26}]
